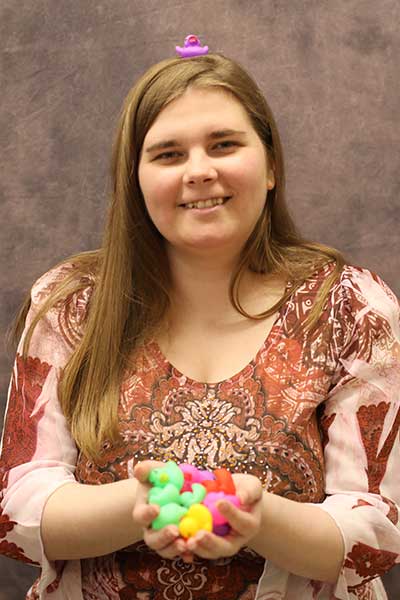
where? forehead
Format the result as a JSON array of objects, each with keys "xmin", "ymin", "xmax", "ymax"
[{"xmin": 144, "ymin": 87, "xmax": 253, "ymax": 141}]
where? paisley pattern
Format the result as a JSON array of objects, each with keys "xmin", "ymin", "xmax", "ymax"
[
  {"xmin": 345, "ymin": 543, "xmax": 398, "ymax": 579},
  {"xmin": 114, "ymin": 543, "xmax": 263, "ymax": 600},
  {"xmin": 1, "ymin": 355, "xmax": 51, "ymax": 472},
  {"xmin": 0, "ymin": 262, "xmax": 399, "ymax": 600},
  {"xmin": 356, "ymin": 402, "xmax": 400, "ymax": 494}
]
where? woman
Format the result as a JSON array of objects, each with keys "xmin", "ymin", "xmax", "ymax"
[{"xmin": 1, "ymin": 46, "xmax": 399, "ymax": 599}]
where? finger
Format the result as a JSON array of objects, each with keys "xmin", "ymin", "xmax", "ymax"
[
  {"xmin": 187, "ymin": 531, "xmax": 236, "ymax": 559},
  {"xmin": 181, "ymin": 550, "xmax": 195, "ymax": 563},
  {"xmin": 237, "ymin": 490, "xmax": 262, "ymax": 505},
  {"xmin": 133, "ymin": 502, "xmax": 159, "ymax": 527},
  {"xmin": 144, "ymin": 531, "xmax": 190, "ymax": 560},
  {"xmin": 144, "ymin": 524, "xmax": 180, "ymax": 552},
  {"xmin": 156, "ymin": 541, "xmax": 187, "ymax": 560},
  {"xmin": 217, "ymin": 501, "xmax": 257, "ymax": 535},
  {"xmin": 133, "ymin": 460, "xmax": 165, "ymax": 483},
  {"xmin": 235, "ymin": 481, "xmax": 263, "ymax": 505}
]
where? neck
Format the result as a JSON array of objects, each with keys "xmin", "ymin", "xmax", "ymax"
[
  {"xmin": 165, "ymin": 246, "xmax": 284, "ymax": 327},
  {"xmin": 168, "ymin": 248, "xmax": 237, "ymax": 317}
]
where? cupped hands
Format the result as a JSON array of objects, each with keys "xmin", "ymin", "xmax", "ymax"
[{"xmin": 133, "ymin": 461, "xmax": 264, "ymax": 562}]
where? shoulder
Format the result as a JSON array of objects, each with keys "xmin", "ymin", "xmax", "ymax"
[
  {"xmin": 338, "ymin": 264, "xmax": 396, "ymax": 296},
  {"xmin": 31, "ymin": 262, "xmax": 81, "ymax": 304},
  {"xmin": 294, "ymin": 262, "xmax": 399, "ymax": 343},
  {"xmin": 30, "ymin": 255, "xmax": 98, "ymax": 309},
  {"xmin": 27, "ymin": 256, "xmax": 99, "ymax": 346},
  {"xmin": 328, "ymin": 265, "xmax": 400, "ymax": 351},
  {"xmin": 306, "ymin": 262, "xmax": 398, "ymax": 311},
  {"xmin": 335, "ymin": 265, "xmax": 399, "ymax": 319}
]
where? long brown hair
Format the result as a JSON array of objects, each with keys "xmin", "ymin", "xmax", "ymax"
[{"xmin": 13, "ymin": 53, "xmax": 345, "ymax": 458}]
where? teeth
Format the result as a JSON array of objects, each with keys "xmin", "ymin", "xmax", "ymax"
[{"xmin": 185, "ymin": 197, "xmax": 227, "ymax": 209}]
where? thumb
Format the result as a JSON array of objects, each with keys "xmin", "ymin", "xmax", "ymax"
[{"xmin": 133, "ymin": 460, "xmax": 165, "ymax": 483}]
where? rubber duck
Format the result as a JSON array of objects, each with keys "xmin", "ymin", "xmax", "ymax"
[
  {"xmin": 148, "ymin": 483, "xmax": 181, "ymax": 506},
  {"xmin": 202, "ymin": 468, "xmax": 236, "ymax": 494},
  {"xmin": 179, "ymin": 483, "xmax": 207, "ymax": 507},
  {"xmin": 180, "ymin": 463, "xmax": 215, "ymax": 492},
  {"xmin": 175, "ymin": 35, "xmax": 209, "ymax": 58},
  {"xmin": 148, "ymin": 461, "xmax": 184, "ymax": 491},
  {"xmin": 151, "ymin": 503, "xmax": 188, "ymax": 530},
  {"xmin": 179, "ymin": 504, "xmax": 213, "ymax": 538},
  {"xmin": 203, "ymin": 491, "xmax": 241, "ymax": 529}
]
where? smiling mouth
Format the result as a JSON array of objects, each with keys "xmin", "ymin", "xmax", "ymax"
[{"xmin": 180, "ymin": 196, "xmax": 232, "ymax": 209}]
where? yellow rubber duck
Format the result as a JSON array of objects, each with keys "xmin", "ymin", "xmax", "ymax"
[{"xmin": 178, "ymin": 504, "xmax": 213, "ymax": 539}]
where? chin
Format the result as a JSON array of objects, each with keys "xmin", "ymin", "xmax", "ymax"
[{"xmin": 174, "ymin": 236, "xmax": 245, "ymax": 259}]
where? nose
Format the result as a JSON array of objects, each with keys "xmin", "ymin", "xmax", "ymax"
[{"xmin": 182, "ymin": 151, "xmax": 217, "ymax": 185}]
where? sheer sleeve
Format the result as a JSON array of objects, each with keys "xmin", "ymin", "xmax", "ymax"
[
  {"xmin": 0, "ymin": 264, "xmax": 92, "ymax": 593},
  {"xmin": 318, "ymin": 267, "xmax": 400, "ymax": 599}
]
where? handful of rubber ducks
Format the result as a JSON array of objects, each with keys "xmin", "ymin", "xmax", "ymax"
[{"xmin": 147, "ymin": 461, "xmax": 241, "ymax": 538}]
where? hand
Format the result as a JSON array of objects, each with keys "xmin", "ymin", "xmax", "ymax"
[
  {"xmin": 132, "ymin": 460, "xmax": 194, "ymax": 561},
  {"xmin": 185, "ymin": 473, "xmax": 263, "ymax": 560}
]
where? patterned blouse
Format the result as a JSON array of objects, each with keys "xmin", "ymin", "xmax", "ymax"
[{"xmin": 0, "ymin": 262, "xmax": 399, "ymax": 599}]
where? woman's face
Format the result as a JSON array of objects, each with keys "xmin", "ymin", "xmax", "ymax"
[{"xmin": 138, "ymin": 87, "xmax": 275, "ymax": 261}]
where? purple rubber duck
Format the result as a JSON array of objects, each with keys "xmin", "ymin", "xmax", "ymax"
[{"xmin": 176, "ymin": 35, "xmax": 209, "ymax": 58}]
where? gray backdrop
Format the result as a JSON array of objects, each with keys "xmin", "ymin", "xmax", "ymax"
[{"xmin": 1, "ymin": 1, "xmax": 399, "ymax": 597}]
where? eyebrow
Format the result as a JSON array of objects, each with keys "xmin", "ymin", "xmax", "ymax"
[{"xmin": 144, "ymin": 129, "xmax": 247, "ymax": 153}]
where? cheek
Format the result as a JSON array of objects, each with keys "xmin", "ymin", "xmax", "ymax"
[
  {"xmin": 229, "ymin": 152, "xmax": 267, "ymax": 188},
  {"xmin": 140, "ymin": 166, "xmax": 179, "ymax": 207}
]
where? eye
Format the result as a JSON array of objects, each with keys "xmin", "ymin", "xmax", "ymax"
[
  {"xmin": 153, "ymin": 151, "xmax": 182, "ymax": 161},
  {"xmin": 213, "ymin": 140, "xmax": 239, "ymax": 150}
]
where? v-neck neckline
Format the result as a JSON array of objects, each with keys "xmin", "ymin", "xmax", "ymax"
[{"xmin": 148, "ymin": 280, "xmax": 294, "ymax": 386}]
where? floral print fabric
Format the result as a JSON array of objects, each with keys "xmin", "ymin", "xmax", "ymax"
[{"xmin": 0, "ymin": 262, "xmax": 399, "ymax": 599}]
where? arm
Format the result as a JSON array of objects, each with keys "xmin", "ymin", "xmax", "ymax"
[
  {"xmin": 41, "ymin": 477, "xmax": 157, "ymax": 560},
  {"xmin": 171, "ymin": 475, "xmax": 344, "ymax": 582},
  {"xmin": 251, "ymin": 268, "xmax": 400, "ymax": 592},
  {"xmin": 0, "ymin": 267, "xmax": 166, "ymax": 565},
  {"xmin": 0, "ymin": 268, "xmax": 79, "ymax": 570},
  {"xmin": 310, "ymin": 268, "xmax": 400, "ymax": 594},
  {"xmin": 0, "ymin": 268, "xmax": 153, "ymax": 583},
  {"xmin": 160, "ymin": 268, "xmax": 400, "ymax": 594},
  {"xmin": 249, "ymin": 491, "xmax": 344, "ymax": 582}
]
